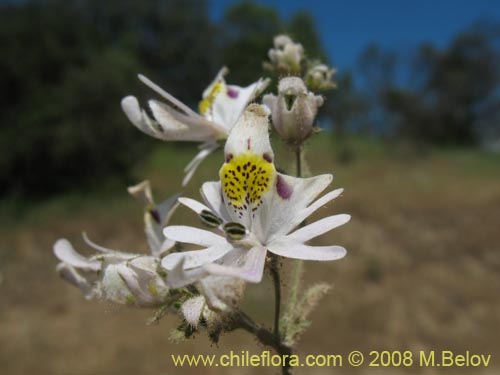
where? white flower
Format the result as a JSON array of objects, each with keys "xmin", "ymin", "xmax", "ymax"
[
  {"xmin": 263, "ymin": 77, "xmax": 324, "ymax": 144},
  {"xmin": 53, "ymin": 182, "xmax": 179, "ymax": 307},
  {"xmin": 121, "ymin": 67, "xmax": 269, "ymax": 185},
  {"xmin": 266, "ymin": 35, "xmax": 304, "ymax": 75},
  {"xmin": 161, "ymin": 104, "xmax": 349, "ymax": 289}
]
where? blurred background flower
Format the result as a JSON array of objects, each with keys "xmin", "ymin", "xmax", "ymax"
[{"xmin": 1, "ymin": 0, "xmax": 500, "ymax": 374}]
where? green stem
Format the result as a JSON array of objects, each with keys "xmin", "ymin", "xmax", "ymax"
[{"xmin": 286, "ymin": 145, "xmax": 305, "ymax": 327}]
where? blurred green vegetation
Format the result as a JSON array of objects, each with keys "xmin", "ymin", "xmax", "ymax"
[{"xmin": 1, "ymin": 0, "xmax": 499, "ymax": 200}]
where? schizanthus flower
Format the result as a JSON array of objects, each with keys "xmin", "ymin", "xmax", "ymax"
[
  {"xmin": 161, "ymin": 104, "xmax": 349, "ymax": 293},
  {"xmin": 121, "ymin": 68, "xmax": 269, "ymax": 185}
]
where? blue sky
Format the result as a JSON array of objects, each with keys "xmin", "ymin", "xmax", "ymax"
[{"xmin": 210, "ymin": 0, "xmax": 500, "ymax": 71}]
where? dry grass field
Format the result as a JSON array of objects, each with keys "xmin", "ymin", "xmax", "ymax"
[{"xmin": 1, "ymin": 135, "xmax": 499, "ymax": 374}]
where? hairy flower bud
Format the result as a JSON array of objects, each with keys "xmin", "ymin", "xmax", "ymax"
[
  {"xmin": 266, "ymin": 35, "xmax": 304, "ymax": 76},
  {"xmin": 305, "ymin": 63, "xmax": 337, "ymax": 91},
  {"xmin": 263, "ymin": 77, "xmax": 324, "ymax": 144}
]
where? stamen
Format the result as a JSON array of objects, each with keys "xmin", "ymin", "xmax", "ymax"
[
  {"xmin": 199, "ymin": 210, "xmax": 223, "ymax": 228},
  {"xmin": 223, "ymin": 222, "xmax": 247, "ymax": 240}
]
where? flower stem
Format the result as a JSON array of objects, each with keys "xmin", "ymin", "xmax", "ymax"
[
  {"xmin": 286, "ymin": 145, "xmax": 305, "ymax": 330},
  {"xmin": 269, "ymin": 254, "xmax": 281, "ymax": 337},
  {"xmin": 234, "ymin": 310, "xmax": 292, "ymax": 375}
]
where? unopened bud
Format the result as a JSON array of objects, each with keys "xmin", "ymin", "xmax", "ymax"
[
  {"xmin": 306, "ymin": 63, "xmax": 337, "ymax": 91},
  {"xmin": 263, "ymin": 77, "xmax": 323, "ymax": 144},
  {"xmin": 266, "ymin": 35, "xmax": 304, "ymax": 76}
]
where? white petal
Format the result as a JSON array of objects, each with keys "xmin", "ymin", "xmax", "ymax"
[
  {"xmin": 182, "ymin": 143, "xmax": 219, "ymax": 186},
  {"xmin": 267, "ymin": 238, "xmax": 346, "ymax": 261},
  {"xmin": 165, "ymin": 258, "xmax": 209, "ymax": 288},
  {"xmin": 203, "ymin": 246, "xmax": 267, "ymax": 283},
  {"xmin": 178, "ymin": 197, "xmax": 211, "ymax": 215},
  {"xmin": 288, "ymin": 214, "xmax": 351, "ymax": 243},
  {"xmin": 200, "ymin": 181, "xmax": 231, "ymax": 221},
  {"xmin": 53, "ymin": 239, "xmax": 100, "ymax": 271},
  {"xmin": 56, "ymin": 263, "xmax": 95, "ymax": 298},
  {"xmin": 127, "ymin": 180, "xmax": 153, "ymax": 205},
  {"xmin": 82, "ymin": 232, "xmax": 119, "ymax": 253},
  {"xmin": 116, "ymin": 264, "xmax": 156, "ymax": 306},
  {"xmin": 181, "ymin": 296, "xmax": 206, "ymax": 327},
  {"xmin": 121, "ymin": 96, "xmax": 167, "ymax": 140},
  {"xmin": 256, "ymin": 173, "xmax": 333, "ymax": 242},
  {"xmin": 148, "ymin": 100, "xmax": 213, "ymax": 141},
  {"xmin": 157, "ymin": 238, "xmax": 175, "ymax": 257},
  {"xmin": 155, "ymin": 193, "xmax": 181, "ymax": 225},
  {"xmin": 144, "ymin": 194, "xmax": 180, "ymax": 256},
  {"xmin": 163, "ymin": 226, "xmax": 225, "ymax": 247},
  {"xmin": 223, "ymin": 103, "xmax": 273, "ymax": 159},
  {"xmin": 138, "ymin": 74, "xmax": 198, "ymax": 117},
  {"xmin": 161, "ymin": 243, "xmax": 233, "ymax": 270},
  {"xmin": 212, "ymin": 79, "xmax": 268, "ymax": 130},
  {"xmin": 295, "ymin": 188, "xmax": 344, "ymax": 225}
]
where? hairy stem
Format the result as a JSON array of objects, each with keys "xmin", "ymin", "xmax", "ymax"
[
  {"xmin": 269, "ymin": 254, "xmax": 281, "ymax": 337},
  {"xmin": 286, "ymin": 145, "xmax": 305, "ymax": 326},
  {"xmin": 234, "ymin": 310, "xmax": 292, "ymax": 375}
]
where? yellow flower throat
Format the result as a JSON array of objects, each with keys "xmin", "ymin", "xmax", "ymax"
[{"xmin": 220, "ymin": 152, "xmax": 275, "ymax": 217}]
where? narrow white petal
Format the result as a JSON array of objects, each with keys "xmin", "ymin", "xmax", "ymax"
[
  {"xmin": 155, "ymin": 193, "xmax": 181, "ymax": 225},
  {"xmin": 56, "ymin": 263, "xmax": 93, "ymax": 296},
  {"xmin": 182, "ymin": 143, "xmax": 218, "ymax": 186},
  {"xmin": 156, "ymin": 238, "xmax": 176, "ymax": 258},
  {"xmin": 138, "ymin": 74, "xmax": 198, "ymax": 117},
  {"xmin": 163, "ymin": 226, "xmax": 225, "ymax": 247},
  {"xmin": 82, "ymin": 232, "xmax": 118, "ymax": 253},
  {"xmin": 257, "ymin": 173, "xmax": 334, "ymax": 242},
  {"xmin": 161, "ymin": 243, "xmax": 232, "ymax": 270},
  {"xmin": 165, "ymin": 258, "xmax": 209, "ymax": 288},
  {"xmin": 121, "ymin": 96, "xmax": 159, "ymax": 138},
  {"xmin": 288, "ymin": 214, "xmax": 351, "ymax": 243},
  {"xmin": 116, "ymin": 264, "xmax": 156, "ymax": 305},
  {"xmin": 184, "ymin": 142, "xmax": 218, "ymax": 172},
  {"xmin": 295, "ymin": 188, "xmax": 344, "ymax": 225},
  {"xmin": 200, "ymin": 181, "xmax": 231, "ymax": 221},
  {"xmin": 53, "ymin": 239, "xmax": 101, "ymax": 271},
  {"xmin": 178, "ymin": 197, "xmax": 210, "ymax": 215},
  {"xmin": 203, "ymin": 246, "xmax": 267, "ymax": 283},
  {"xmin": 268, "ymin": 238, "xmax": 346, "ymax": 261}
]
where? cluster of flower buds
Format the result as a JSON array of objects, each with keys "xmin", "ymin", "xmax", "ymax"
[
  {"xmin": 305, "ymin": 63, "xmax": 337, "ymax": 91},
  {"xmin": 265, "ymin": 35, "xmax": 305, "ymax": 76},
  {"xmin": 263, "ymin": 35, "xmax": 336, "ymax": 145}
]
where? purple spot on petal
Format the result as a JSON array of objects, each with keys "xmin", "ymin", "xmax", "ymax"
[
  {"xmin": 247, "ymin": 138, "xmax": 251, "ymax": 150},
  {"xmin": 227, "ymin": 87, "xmax": 239, "ymax": 99},
  {"xmin": 276, "ymin": 175, "xmax": 293, "ymax": 200},
  {"xmin": 263, "ymin": 153, "xmax": 273, "ymax": 163},
  {"xmin": 226, "ymin": 153, "xmax": 233, "ymax": 162}
]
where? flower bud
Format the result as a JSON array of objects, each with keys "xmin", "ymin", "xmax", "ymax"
[
  {"xmin": 266, "ymin": 35, "xmax": 304, "ymax": 76},
  {"xmin": 263, "ymin": 77, "xmax": 324, "ymax": 144},
  {"xmin": 305, "ymin": 63, "xmax": 337, "ymax": 91}
]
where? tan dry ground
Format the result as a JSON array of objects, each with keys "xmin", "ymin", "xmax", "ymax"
[{"xmin": 1, "ymin": 138, "xmax": 500, "ymax": 374}]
